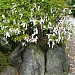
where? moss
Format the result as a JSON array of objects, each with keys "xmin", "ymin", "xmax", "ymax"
[{"xmin": 0, "ymin": 51, "xmax": 12, "ymax": 73}]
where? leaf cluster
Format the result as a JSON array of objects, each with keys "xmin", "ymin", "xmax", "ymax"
[{"xmin": 0, "ymin": 0, "xmax": 70, "ymax": 48}]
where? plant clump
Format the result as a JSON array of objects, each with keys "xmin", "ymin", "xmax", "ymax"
[{"xmin": 0, "ymin": 0, "xmax": 74, "ymax": 48}]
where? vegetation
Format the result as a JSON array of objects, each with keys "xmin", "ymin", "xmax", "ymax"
[
  {"xmin": 68, "ymin": 0, "xmax": 75, "ymax": 17},
  {"xmin": 0, "ymin": 51, "xmax": 12, "ymax": 72},
  {"xmin": 71, "ymin": 0, "xmax": 75, "ymax": 5},
  {"xmin": 0, "ymin": 0, "xmax": 73, "ymax": 49}
]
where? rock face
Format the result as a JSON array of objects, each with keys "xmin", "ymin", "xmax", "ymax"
[
  {"xmin": 10, "ymin": 44, "xmax": 24, "ymax": 69},
  {"xmin": 19, "ymin": 44, "xmax": 45, "ymax": 75},
  {"xmin": 10, "ymin": 43, "xmax": 69, "ymax": 75},
  {"xmin": 0, "ymin": 66, "xmax": 18, "ymax": 75},
  {"xmin": 46, "ymin": 45, "xmax": 69, "ymax": 75}
]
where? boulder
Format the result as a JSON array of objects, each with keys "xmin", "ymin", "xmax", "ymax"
[
  {"xmin": 19, "ymin": 44, "xmax": 45, "ymax": 75},
  {"xmin": 9, "ymin": 44, "xmax": 24, "ymax": 69},
  {"xmin": 45, "ymin": 44, "xmax": 69, "ymax": 75},
  {"xmin": 9, "ymin": 43, "xmax": 69, "ymax": 75}
]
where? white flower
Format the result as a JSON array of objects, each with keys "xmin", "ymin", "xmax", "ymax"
[
  {"xmin": 24, "ymin": 37, "xmax": 29, "ymax": 42},
  {"xmin": 3, "ymin": 19, "xmax": 7, "ymax": 22},
  {"xmin": 25, "ymin": 24, "xmax": 27, "ymax": 30},
  {"xmin": 19, "ymin": 13, "xmax": 23, "ymax": 19},
  {"xmin": 58, "ymin": 30, "xmax": 61, "ymax": 40},
  {"xmin": 40, "ymin": 17, "xmax": 44, "ymax": 29},
  {"xmin": 55, "ymin": 39, "xmax": 59, "ymax": 43},
  {"xmin": 7, "ymin": 20, "xmax": 10, "ymax": 23},
  {"xmin": 46, "ymin": 34, "xmax": 52, "ymax": 47},
  {"xmin": 67, "ymin": 32, "xmax": 71, "ymax": 40},
  {"xmin": 46, "ymin": 34, "xmax": 51, "ymax": 39},
  {"xmin": 33, "ymin": 3, "xmax": 36, "ymax": 8},
  {"xmin": 53, "ymin": 14, "xmax": 54, "ymax": 17},
  {"xmin": 12, "ymin": 4, "xmax": 16, "ymax": 8},
  {"xmin": 32, "ymin": 28, "xmax": 38, "ymax": 39},
  {"xmin": 6, "ymin": 32, "xmax": 10, "ymax": 38},
  {"xmin": 63, "ymin": 8, "xmax": 65, "ymax": 13},
  {"xmin": 47, "ymin": 38, "xmax": 53, "ymax": 47},
  {"xmin": 69, "ymin": 9, "xmax": 72, "ymax": 14},
  {"xmin": 12, "ymin": 3, "xmax": 15, "ymax": 4},
  {"xmin": 48, "ymin": 22, "xmax": 52, "ymax": 28},
  {"xmin": 42, "ymin": 0, "xmax": 44, "ymax": 1},
  {"xmin": 21, "ymin": 22, "xmax": 26, "ymax": 27},
  {"xmin": 52, "ymin": 33, "xmax": 55, "ymax": 36},
  {"xmin": 44, "ymin": 15, "xmax": 47, "ymax": 21},
  {"xmin": 53, "ymin": 27, "xmax": 58, "ymax": 34},
  {"xmin": 9, "ymin": 28, "xmax": 13, "ymax": 33},
  {"xmin": 2, "ymin": 14, "xmax": 5, "ymax": 18},
  {"xmin": 43, "ymin": 25, "xmax": 46, "ymax": 28},
  {"xmin": 37, "ymin": 6, "xmax": 40, "ymax": 11},
  {"xmin": 14, "ymin": 28, "xmax": 21, "ymax": 35},
  {"xmin": 31, "ymin": 8, "xmax": 34, "ymax": 17},
  {"xmin": 29, "ymin": 36, "xmax": 38, "ymax": 43},
  {"xmin": 22, "ymin": 42, "xmax": 26, "ymax": 46},
  {"xmin": 52, "ymin": 41, "xmax": 55, "ymax": 48},
  {"xmin": 51, "ymin": 7, "xmax": 53, "ymax": 13},
  {"xmin": 28, "ymin": 28, "xmax": 38, "ymax": 43},
  {"xmin": 1, "ymin": 26, "xmax": 4, "ymax": 30},
  {"xmin": 30, "ymin": 18, "xmax": 36, "ymax": 26},
  {"xmin": 13, "ymin": 19, "xmax": 16, "ymax": 24},
  {"xmin": 40, "ymin": 17, "xmax": 44, "ymax": 24}
]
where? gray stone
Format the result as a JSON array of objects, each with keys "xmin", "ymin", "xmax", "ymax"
[
  {"xmin": 9, "ymin": 43, "xmax": 69, "ymax": 75},
  {"xmin": 9, "ymin": 44, "xmax": 24, "ymax": 69},
  {"xmin": 46, "ymin": 44, "xmax": 69, "ymax": 75},
  {"xmin": 19, "ymin": 44, "xmax": 45, "ymax": 75},
  {"xmin": 0, "ymin": 66, "xmax": 18, "ymax": 75}
]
